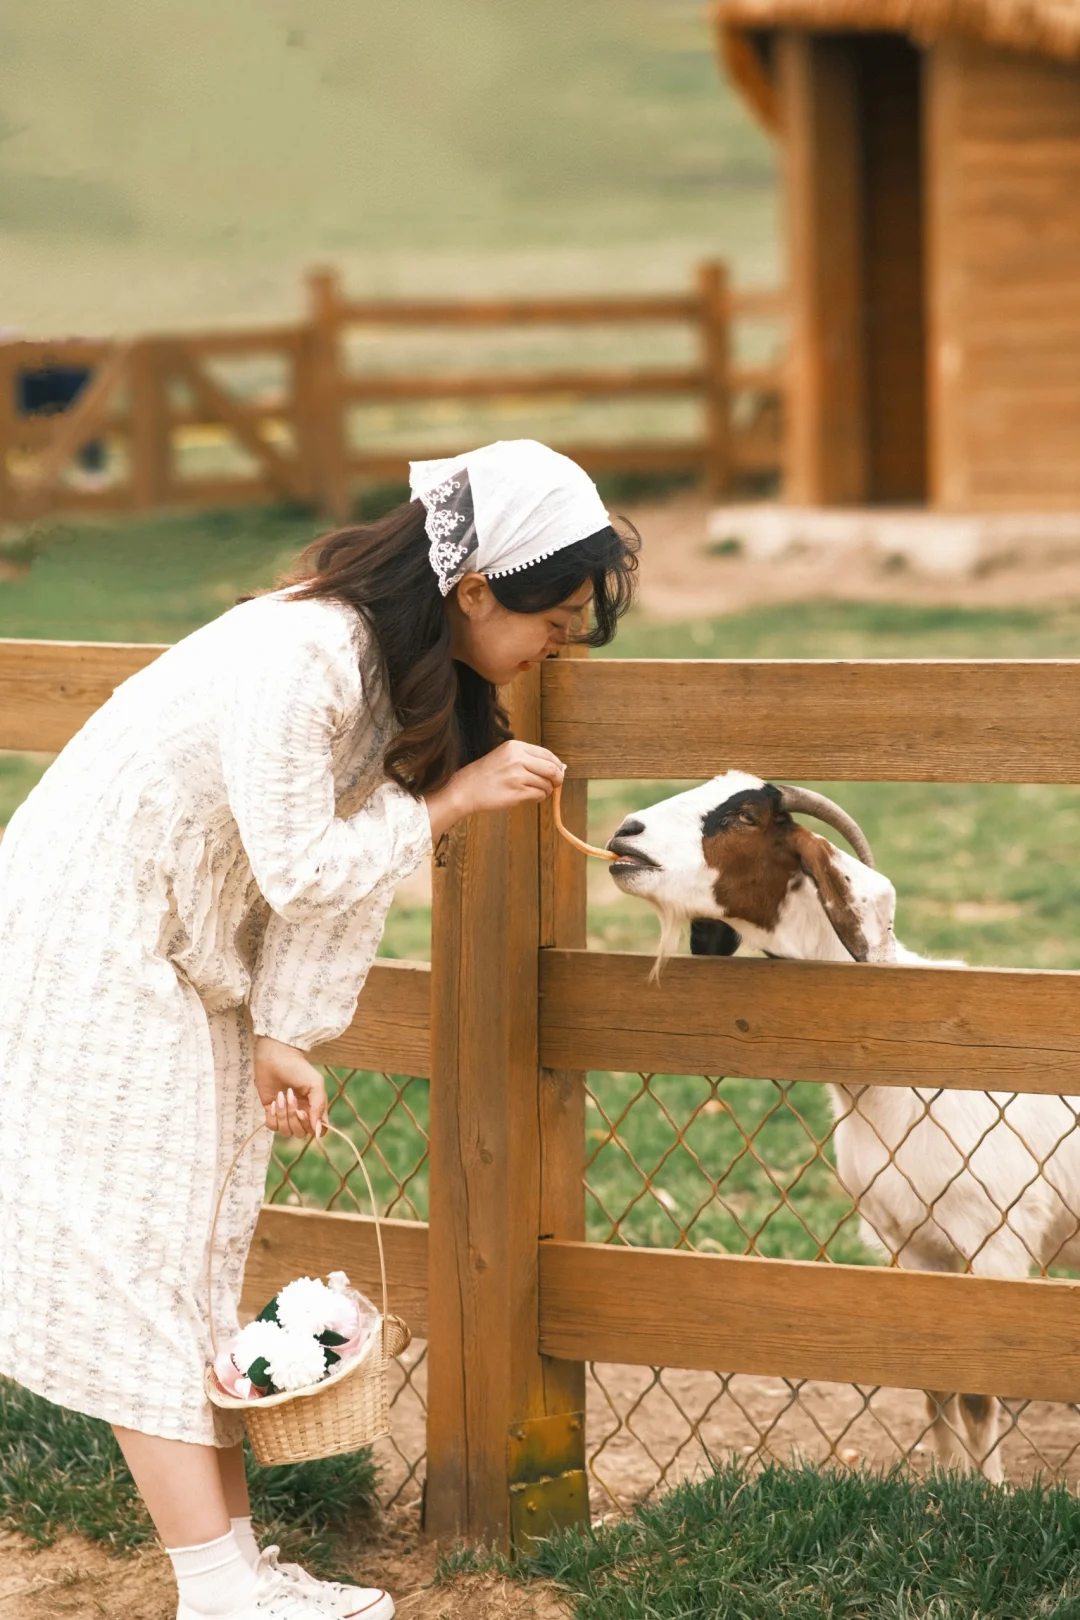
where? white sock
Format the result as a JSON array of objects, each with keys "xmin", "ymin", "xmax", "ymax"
[
  {"xmin": 168, "ymin": 1530, "xmax": 257, "ymax": 1615},
  {"xmin": 231, "ymin": 1514, "xmax": 261, "ymax": 1570}
]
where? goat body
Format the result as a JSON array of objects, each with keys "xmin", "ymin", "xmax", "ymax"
[{"xmin": 607, "ymin": 772, "xmax": 1080, "ymax": 1481}]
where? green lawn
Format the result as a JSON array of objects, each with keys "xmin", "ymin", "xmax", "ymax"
[
  {"xmin": 5, "ymin": 515, "xmax": 1080, "ymax": 1268},
  {"xmin": 0, "ymin": 506, "xmax": 318, "ymax": 643},
  {"xmin": 508, "ymin": 1462, "xmax": 1080, "ymax": 1619}
]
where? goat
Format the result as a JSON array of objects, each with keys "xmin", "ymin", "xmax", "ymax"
[{"xmin": 606, "ymin": 771, "xmax": 1080, "ymax": 1482}]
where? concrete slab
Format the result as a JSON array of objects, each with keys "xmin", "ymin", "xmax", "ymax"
[{"xmin": 707, "ymin": 506, "xmax": 1080, "ymax": 577}]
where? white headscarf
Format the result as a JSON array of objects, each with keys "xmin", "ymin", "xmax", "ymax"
[{"xmin": 409, "ymin": 439, "xmax": 610, "ymax": 597}]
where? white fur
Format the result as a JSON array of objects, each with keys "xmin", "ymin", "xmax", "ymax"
[{"xmin": 610, "ymin": 773, "xmax": 1080, "ymax": 1481}]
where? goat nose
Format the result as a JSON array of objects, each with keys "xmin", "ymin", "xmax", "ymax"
[{"xmin": 614, "ymin": 818, "xmax": 646, "ymax": 839}]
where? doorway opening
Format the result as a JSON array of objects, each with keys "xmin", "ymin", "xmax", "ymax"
[{"xmin": 856, "ymin": 34, "xmax": 928, "ymax": 505}]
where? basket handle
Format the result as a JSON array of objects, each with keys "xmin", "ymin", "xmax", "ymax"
[{"xmin": 206, "ymin": 1122, "xmax": 390, "ymax": 1358}]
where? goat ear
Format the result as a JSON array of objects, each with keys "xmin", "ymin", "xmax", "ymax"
[
  {"xmin": 788, "ymin": 825, "xmax": 871, "ymax": 963},
  {"xmin": 690, "ymin": 919, "xmax": 742, "ymax": 957}
]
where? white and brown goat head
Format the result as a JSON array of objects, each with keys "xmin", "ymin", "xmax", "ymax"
[{"xmin": 605, "ymin": 771, "xmax": 898, "ymax": 969}]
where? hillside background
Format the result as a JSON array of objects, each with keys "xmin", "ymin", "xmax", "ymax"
[{"xmin": 0, "ymin": 0, "xmax": 778, "ymax": 335}]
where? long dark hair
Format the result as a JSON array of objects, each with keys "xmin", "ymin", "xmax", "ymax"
[{"xmin": 281, "ymin": 498, "xmax": 638, "ymax": 795}]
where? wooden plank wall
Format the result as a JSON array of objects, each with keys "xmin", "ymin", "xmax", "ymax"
[
  {"xmin": 927, "ymin": 40, "xmax": 1080, "ymax": 509},
  {"xmin": 539, "ymin": 951, "xmax": 1080, "ymax": 1093},
  {"xmin": 539, "ymin": 1244, "xmax": 1080, "ymax": 1404},
  {"xmin": 542, "ymin": 656, "xmax": 1080, "ymax": 783}
]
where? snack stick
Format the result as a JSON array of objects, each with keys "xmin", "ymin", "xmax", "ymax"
[{"xmin": 552, "ymin": 780, "xmax": 618, "ymax": 861}]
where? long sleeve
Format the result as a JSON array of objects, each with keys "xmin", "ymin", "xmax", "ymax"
[
  {"xmin": 248, "ymin": 783, "xmax": 430, "ymax": 1048},
  {"xmin": 219, "ymin": 597, "xmax": 432, "ymax": 1048}
]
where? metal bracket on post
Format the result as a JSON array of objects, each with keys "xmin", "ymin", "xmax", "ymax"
[{"xmin": 507, "ymin": 1411, "xmax": 588, "ymax": 1556}]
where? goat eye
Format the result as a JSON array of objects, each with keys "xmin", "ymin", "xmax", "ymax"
[{"xmin": 738, "ymin": 811, "xmax": 757, "ymax": 826}]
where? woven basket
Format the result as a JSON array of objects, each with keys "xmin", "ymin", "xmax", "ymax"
[{"xmin": 204, "ymin": 1122, "xmax": 411, "ymax": 1467}]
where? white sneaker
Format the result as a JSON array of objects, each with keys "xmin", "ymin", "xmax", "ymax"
[
  {"xmin": 176, "ymin": 1548, "xmax": 348, "ymax": 1618},
  {"xmin": 260, "ymin": 1546, "xmax": 395, "ymax": 1619}
]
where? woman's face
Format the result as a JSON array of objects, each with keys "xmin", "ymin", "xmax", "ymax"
[{"xmin": 448, "ymin": 573, "xmax": 593, "ymax": 687}]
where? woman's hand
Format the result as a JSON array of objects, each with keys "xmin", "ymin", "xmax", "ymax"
[
  {"xmin": 253, "ymin": 1035, "xmax": 330, "ymax": 1138},
  {"xmin": 424, "ymin": 740, "xmax": 565, "ymax": 839}
]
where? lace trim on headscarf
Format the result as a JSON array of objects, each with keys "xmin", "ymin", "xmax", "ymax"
[{"xmin": 417, "ymin": 472, "xmax": 479, "ymax": 596}]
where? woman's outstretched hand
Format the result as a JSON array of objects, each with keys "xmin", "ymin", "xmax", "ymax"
[
  {"xmin": 424, "ymin": 740, "xmax": 565, "ymax": 839},
  {"xmin": 253, "ymin": 1035, "xmax": 330, "ymax": 1138}
]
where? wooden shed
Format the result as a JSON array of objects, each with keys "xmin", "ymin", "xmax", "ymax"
[{"xmin": 714, "ymin": 0, "xmax": 1080, "ymax": 512}]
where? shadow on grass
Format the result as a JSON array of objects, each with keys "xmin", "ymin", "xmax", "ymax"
[{"xmin": 0, "ymin": 1377, "xmax": 377, "ymax": 1576}]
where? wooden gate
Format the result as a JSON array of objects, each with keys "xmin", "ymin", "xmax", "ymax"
[{"xmin": 0, "ymin": 329, "xmax": 314, "ymax": 521}]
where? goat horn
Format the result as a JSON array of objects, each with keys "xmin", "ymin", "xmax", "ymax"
[{"xmin": 776, "ymin": 786, "xmax": 875, "ymax": 868}]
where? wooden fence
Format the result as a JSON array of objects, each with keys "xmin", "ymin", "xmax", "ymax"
[
  {"xmin": 0, "ymin": 264, "xmax": 785, "ymax": 527},
  {"xmin": 4, "ymin": 639, "xmax": 1078, "ymax": 1544}
]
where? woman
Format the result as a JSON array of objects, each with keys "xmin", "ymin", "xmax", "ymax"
[{"xmin": 0, "ymin": 440, "xmax": 638, "ymax": 1620}]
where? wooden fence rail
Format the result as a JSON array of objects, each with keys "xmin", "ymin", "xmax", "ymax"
[
  {"xmin": 5, "ymin": 640, "xmax": 1078, "ymax": 1545},
  {"xmin": 0, "ymin": 264, "xmax": 786, "ymax": 526}
]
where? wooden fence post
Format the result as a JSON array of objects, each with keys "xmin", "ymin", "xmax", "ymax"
[
  {"xmin": 426, "ymin": 667, "xmax": 588, "ymax": 1547},
  {"xmin": 699, "ymin": 260, "xmax": 732, "ymax": 499},
  {"xmin": 128, "ymin": 338, "xmax": 171, "ymax": 511},
  {"xmin": 305, "ymin": 267, "xmax": 351, "ymax": 522},
  {"xmin": 537, "ymin": 646, "xmax": 589, "ymax": 1417},
  {"xmin": 291, "ymin": 331, "xmax": 320, "ymax": 506}
]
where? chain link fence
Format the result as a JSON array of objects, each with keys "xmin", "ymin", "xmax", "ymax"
[
  {"xmin": 264, "ymin": 1066, "xmax": 430, "ymax": 1508},
  {"xmin": 582, "ymin": 1069, "xmax": 1080, "ymax": 1510},
  {"xmin": 257, "ymin": 1059, "xmax": 1080, "ymax": 1513}
]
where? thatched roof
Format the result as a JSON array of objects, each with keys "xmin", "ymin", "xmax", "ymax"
[{"xmin": 714, "ymin": 0, "xmax": 1080, "ymax": 61}]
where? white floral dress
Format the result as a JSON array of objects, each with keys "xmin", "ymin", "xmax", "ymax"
[{"xmin": 0, "ymin": 591, "xmax": 431, "ymax": 1445}]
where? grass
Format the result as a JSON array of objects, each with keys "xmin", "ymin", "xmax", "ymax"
[
  {"xmin": 598, "ymin": 599, "xmax": 1080, "ymax": 660},
  {"xmin": 0, "ymin": 505, "xmax": 320, "ymax": 643},
  {"xmin": 0, "ymin": 750, "xmax": 49, "ymax": 824},
  {"xmin": 0, "ymin": 1377, "xmax": 376, "ymax": 1572},
  {"xmin": 500, "ymin": 1461, "xmax": 1080, "ymax": 1619}
]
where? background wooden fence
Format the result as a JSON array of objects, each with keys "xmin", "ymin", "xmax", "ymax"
[
  {"xmin": 4, "ymin": 639, "xmax": 1079, "ymax": 1545},
  {"xmin": 0, "ymin": 264, "xmax": 785, "ymax": 528}
]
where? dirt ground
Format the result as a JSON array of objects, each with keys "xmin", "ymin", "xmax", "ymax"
[
  {"xmin": 621, "ymin": 494, "xmax": 1080, "ymax": 619},
  {"xmin": 377, "ymin": 1356, "xmax": 1080, "ymax": 1515},
  {"xmin": 0, "ymin": 1509, "xmax": 570, "ymax": 1620}
]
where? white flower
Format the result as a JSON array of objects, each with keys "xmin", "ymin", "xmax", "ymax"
[
  {"xmin": 266, "ymin": 1327, "xmax": 330, "ymax": 1392},
  {"xmin": 276, "ymin": 1275, "xmax": 355, "ymax": 1337},
  {"xmin": 231, "ymin": 1319, "xmax": 285, "ymax": 1377},
  {"xmin": 275, "ymin": 1275, "xmax": 336, "ymax": 1334}
]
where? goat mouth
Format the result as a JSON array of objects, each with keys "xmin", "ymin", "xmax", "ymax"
[{"xmin": 606, "ymin": 840, "xmax": 661, "ymax": 872}]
